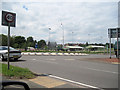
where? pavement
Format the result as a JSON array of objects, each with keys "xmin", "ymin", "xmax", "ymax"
[{"xmin": 1, "ymin": 75, "xmax": 88, "ymax": 89}]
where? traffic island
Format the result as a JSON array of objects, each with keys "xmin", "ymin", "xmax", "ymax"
[{"xmin": 84, "ymin": 58, "xmax": 120, "ymax": 64}]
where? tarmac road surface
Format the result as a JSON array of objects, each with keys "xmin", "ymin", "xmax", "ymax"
[{"xmin": 2, "ymin": 54, "xmax": 119, "ymax": 89}]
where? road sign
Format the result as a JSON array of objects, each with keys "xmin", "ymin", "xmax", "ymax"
[
  {"xmin": 108, "ymin": 28, "xmax": 120, "ymax": 38},
  {"xmin": 108, "ymin": 28, "xmax": 120, "ymax": 59},
  {"xmin": 1, "ymin": 11, "xmax": 16, "ymax": 70},
  {"xmin": 2, "ymin": 11, "xmax": 16, "ymax": 27},
  {"xmin": 35, "ymin": 43, "xmax": 38, "ymax": 49},
  {"xmin": 5, "ymin": 13, "xmax": 14, "ymax": 22}
]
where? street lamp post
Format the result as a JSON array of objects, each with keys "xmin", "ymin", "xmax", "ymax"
[
  {"xmin": 88, "ymin": 34, "xmax": 90, "ymax": 45},
  {"xmin": 48, "ymin": 28, "xmax": 51, "ymax": 50},
  {"xmin": 61, "ymin": 23, "xmax": 64, "ymax": 47},
  {"xmin": 72, "ymin": 32, "xmax": 74, "ymax": 43},
  {"xmin": 48, "ymin": 28, "xmax": 51, "ymax": 42}
]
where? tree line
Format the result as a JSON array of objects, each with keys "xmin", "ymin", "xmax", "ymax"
[
  {"xmin": 0, "ymin": 34, "xmax": 46, "ymax": 49},
  {"xmin": 0, "ymin": 34, "xmax": 114, "ymax": 50}
]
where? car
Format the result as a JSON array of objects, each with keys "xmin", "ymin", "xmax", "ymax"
[{"xmin": 0, "ymin": 46, "xmax": 22, "ymax": 61}]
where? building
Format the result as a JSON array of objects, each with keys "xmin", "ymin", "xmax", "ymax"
[
  {"xmin": 86, "ymin": 45, "xmax": 105, "ymax": 51},
  {"xmin": 64, "ymin": 45, "xmax": 84, "ymax": 51}
]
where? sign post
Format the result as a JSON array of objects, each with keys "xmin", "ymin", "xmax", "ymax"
[
  {"xmin": 8, "ymin": 22, "xmax": 10, "ymax": 70},
  {"xmin": 2, "ymin": 11, "xmax": 16, "ymax": 70},
  {"xmin": 108, "ymin": 28, "xmax": 120, "ymax": 59},
  {"xmin": 109, "ymin": 29, "xmax": 111, "ymax": 59},
  {"xmin": 117, "ymin": 28, "xmax": 119, "ymax": 59}
]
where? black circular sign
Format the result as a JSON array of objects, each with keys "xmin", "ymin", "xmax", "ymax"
[{"xmin": 5, "ymin": 13, "xmax": 14, "ymax": 22}]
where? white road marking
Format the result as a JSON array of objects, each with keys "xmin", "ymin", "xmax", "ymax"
[
  {"xmin": 31, "ymin": 58, "xmax": 117, "ymax": 74},
  {"xmin": 64, "ymin": 59, "xmax": 75, "ymax": 61},
  {"xmin": 84, "ymin": 67, "xmax": 118, "ymax": 74},
  {"xmin": 31, "ymin": 58, "xmax": 58, "ymax": 64},
  {"xmin": 49, "ymin": 75, "xmax": 101, "ymax": 89},
  {"xmin": 46, "ymin": 59, "xmax": 56, "ymax": 61},
  {"xmin": 32, "ymin": 59, "xmax": 36, "ymax": 60}
]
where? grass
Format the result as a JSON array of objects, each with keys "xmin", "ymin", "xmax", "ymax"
[{"xmin": 0, "ymin": 63, "xmax": 37, "ymax": 79}]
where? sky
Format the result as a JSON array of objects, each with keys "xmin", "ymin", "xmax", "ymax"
[{"xmin": 0, "ymin": 0, "xmax": 119, "ymax": 44}]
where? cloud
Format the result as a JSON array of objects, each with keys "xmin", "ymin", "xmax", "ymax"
[{"xmin": 1, "ymin": 2, "xmax": 118, "ymax": 44}]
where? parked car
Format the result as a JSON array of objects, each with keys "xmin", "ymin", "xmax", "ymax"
[
  {"xmin": 0, "ymin": 46, "xmax": 22, "ymax": 60},
  {"xmin": 114, "ymin": 41, "xmax": 120, "ymax": 57}
]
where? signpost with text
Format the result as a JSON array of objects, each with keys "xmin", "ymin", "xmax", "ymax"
[
  {"xmin": 1, "ymin": 11, "xmax": 16, "ymax": 70},
  {"xmin": 108, "ymin": 28, "xmax": 120, "ymax": 59}
]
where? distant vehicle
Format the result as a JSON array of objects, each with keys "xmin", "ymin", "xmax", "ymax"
[
  {"xmin": 0, "ymin": 46, "xmax": 22, "ymax": 60},
  {"xmin": 27, "ymin": 47, "xmax": 35, "ymax": 51},
  {"xmin": 114, "ymin": 41, "xmax": 120, "ymax": 57}
]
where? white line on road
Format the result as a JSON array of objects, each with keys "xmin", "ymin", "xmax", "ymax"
[
  {"xmin": 31, "ymin": 58, "xmax": 117, "ymax": 74},
  {"xmin": 31, "ymin": 58, "xmax": 58, "ymax": 64},
  {"xmin": 84, "ymin": 67, "xmax": 118, "ymax": 74},
  {"xmin": 64, "ymin": 59, "xmax": 75, "ymax": 60},
  {"xmin": 49, "ymin": 75, "xmax": 101, "ymax": 89},
  {"xmin": 46, "ymin": 59, "xmax": 56, "ymax": 61}
]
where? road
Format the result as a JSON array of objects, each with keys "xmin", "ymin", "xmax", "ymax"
[{"xmin": 3, "ymin": 54, "xmax": 119, "ymax": 89}]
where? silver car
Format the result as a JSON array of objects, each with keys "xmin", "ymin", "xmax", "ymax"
[{"xmin": 0, "ymin": 46, "xmax": 22, "ymax": 60}]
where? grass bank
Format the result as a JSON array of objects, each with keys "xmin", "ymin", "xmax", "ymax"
[{"xmin": 0, "ymin": 63, "xmax": 37, "ymax": 79}]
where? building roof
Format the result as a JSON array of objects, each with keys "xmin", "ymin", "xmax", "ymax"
[
  {"xmin": 86, "ymin": 45, "xmax": 105, "ymax": 49},
  {"xmin": 65, "ymin": 46, "xmax": 84, "ymax": 49}
]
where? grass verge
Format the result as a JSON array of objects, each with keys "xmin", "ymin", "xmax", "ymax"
[{"xmin": 0, "ymin": 63, "xmax": 37, "ymax": 79}]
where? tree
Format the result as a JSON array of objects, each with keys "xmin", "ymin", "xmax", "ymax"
[
  {"xmin": 10, "ymin": 36, "xmax": 15, "ymax": 47},
  {"xmin": 27, "ymin": 36, "xmax": 34, "ymax": 42},
  {"xmin": 27, "ymin": 36, "xmax": 35, "ymax": 47},
  {"xmin": 0, "ymin": 34, "xmax": 7, "ymax": 46},
  {"xmin": 38, "ymin": 40, "xmax": 46, "ymax": 49},
  {"xmin": 85, "ymin": 42, "xmax": 89, "ymax": 46},
  {"xmin": 14, "ymin": 36, "xmax": 26, "ymax": 48}
]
